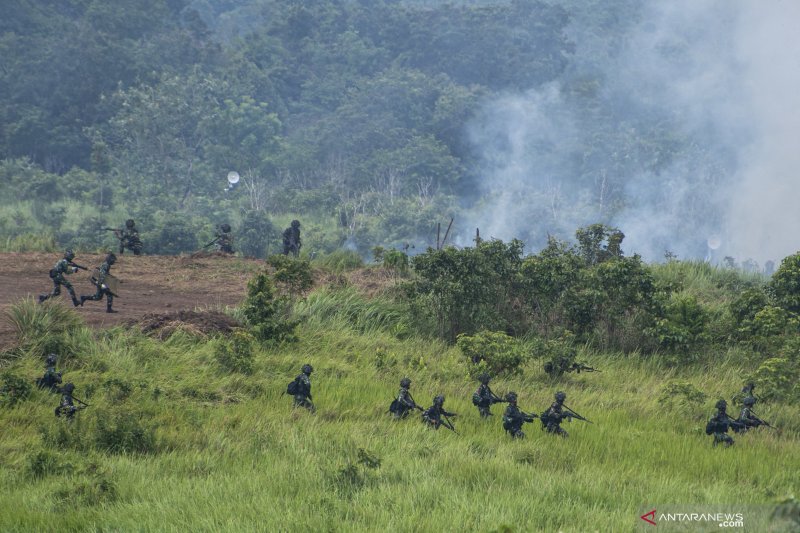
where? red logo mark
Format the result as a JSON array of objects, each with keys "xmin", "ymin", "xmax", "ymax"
[{"xmin": 641, "ymin": 509, "xmax": 657, "ymax": 526}]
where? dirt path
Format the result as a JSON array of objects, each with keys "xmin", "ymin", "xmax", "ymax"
[{"xmin": 0, "ymin": 252, "xmax": 265, "ymax": 349}]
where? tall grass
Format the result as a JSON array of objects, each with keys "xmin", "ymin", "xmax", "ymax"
[
  {"xmin": 0, "ymin": 318, "xmax": 797, "ymax": 531},
  {"xmin": 3, "ymin": 298, "xmax": 87, "ymax": 360},
  {"xmin": 294, "ymin": 287, "xmax": 410, "ymax": 336},
  {"xmin": 651, "ymin": 260, "xmax": 767, "ymax": 304}
]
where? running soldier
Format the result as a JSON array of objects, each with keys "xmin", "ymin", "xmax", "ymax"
[
  {"xmin": 80, "ymin": 252, "xmax": 118, "ymax": 313},
  {"xmin": 541, "ymin": 391, "xmax": 573, "ymax": 437},
  {"xmin": 472, "ymin": 373, "xmax": 506, "ymax": 418},
  {"xmin": 39, "ymin": 249, "xmax": 82, "ymax": 307}
]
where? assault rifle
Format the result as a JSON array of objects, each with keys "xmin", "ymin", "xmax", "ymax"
[
  {"xmin": 563, "ymin": 403, "xmax": 593, "ymax": 423},
  {"xmin": 490, "ymin": 392, "xmax": 509, "ymax": 404},
  {"xmin": 567, "ymin": 363, "xmax": 601, "ymax": 373},
  {"xmin": 441, "ymin": 413, "xmax": 459, "ymax": 434},
  {"xmin": 102, "ymin": 227, "xmax": 124, "ymax": 239},
  {"xmin": 68, "ymin": 261, "xmax": 88, "ymax": 272}
]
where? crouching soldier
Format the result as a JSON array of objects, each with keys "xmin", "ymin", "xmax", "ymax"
[
  {"xmin": 706, "ymin": 399, "xmax": 744, "ymax": 446},
  {"xmin": 422, "ymin": 395, "xmax": 457, "ymax": 432},
  {"xmin": 36, "ymin": 353, "xmax": 62, "ymax": 392}
]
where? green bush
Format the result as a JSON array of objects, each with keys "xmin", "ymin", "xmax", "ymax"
[
  {"xmin": 770, "ymin": 252, "xmax": 800, "ymax": 313},
  {"xmin": 238, "ymin": 210, "xmax": 278, "ymax": 258},
  {"xmin": 3, "ymin": 297, "xmax": 86, "ymax": 357},
  {"xmin": 215, "ymin": 330, "xmax": 255, "ymax": 374},
  {"xmin": 457, "ymin": 330, "xmax": 528, "ymax": 377},
  {"xmin": 241, "ymin": 271, "xmax": 298, "ymax": 343},
  {"xmin": 0, "ymin": 372, "xmax": 32, "ymax": 407},
  {"xmin": 268, "ymin": 254, "xmax": 314, "ymax": 295},
  {"xmin": 93, "ymin": 409, "xmax": 159, "ymax": 454}
]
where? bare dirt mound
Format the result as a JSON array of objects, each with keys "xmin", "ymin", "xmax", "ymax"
[
  {"xmin": 133, "ymin": 310, "xmax": 241, "ymax": 339},
  {"xmin": 0, "ymin": 252, "xmax": 264, "ymax": 349}
]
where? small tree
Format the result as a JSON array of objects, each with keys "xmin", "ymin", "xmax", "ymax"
[
  {"xmin": 242, "ymin": 271, "xmax": 297, "ymax": 343},
  {"xmin": 457, "ymin": 330, "xmax": 528, "ymax": 377}
]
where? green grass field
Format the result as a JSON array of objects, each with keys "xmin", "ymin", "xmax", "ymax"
[{"xmin": 1, "ymin": 304, "xmax": 798, "ymax": 532}]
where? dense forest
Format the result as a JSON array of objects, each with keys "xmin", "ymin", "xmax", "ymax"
[{"xmin": 2, "ymin": 0, "xmax": 760, "ymax": 261}]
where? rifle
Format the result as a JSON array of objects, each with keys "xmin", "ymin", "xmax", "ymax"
[
  {"xmin": 568, "ymin": 363, "xmax": 601, "ymax": 373},
  {"xmin": 200, "ymin": 236, "xmax": 221, "ymax": 250},
  {"xmin": 441, "ymin": 413, "xmax": 459, "ymax": 434},
  {"xmin": 408, "ymin": 392, "xmax": 424, "ymax": 411},
  {"xmin": 747, "ymin": 410, "xmax": 778, "ymax": 431},
  {"xmin": 490, "ymin": 392, "xmax": 509, "ymax": 404},
  {"xmin": 723, "ymin": 413, "xmax": 747, "ymax": 432},
  {"xmin": 563, "ymin": 403, "xmax": 593, "ymax": 423},
  {"xmin": 68, "ymin": 261, "xmax": 88, "ymax": 271},
  {"xmin": 102, "ymin": 227, "xmax": 124, "ymax": 240},
  {"xmin": 520, "ymin": 409, "xmax": 539, "ymax": 423}
]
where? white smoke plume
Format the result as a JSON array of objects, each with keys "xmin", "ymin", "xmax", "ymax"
[{"xmin": 466, "ymin": 0, "xmax": 800, "ymax": 265}]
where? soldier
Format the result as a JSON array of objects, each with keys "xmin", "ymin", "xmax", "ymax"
[
  {"xmin": 736, "ymin": 396, "xmax": 764, "ymax": 433},
  {"xmin": 36, "ymin": 353, "xmax": 62, "ymax": 392},
  {"xmin": 115, "ymin": 219, "xmax": 143, "ymax": 255},
  {"xmin": 291, "ymin": 364, "xmax": 314, "ymax": 412},
  {"xmin": 541, "ymin": 391, "xmax": 573, "ymax": 437},
  {"xmin": 502, "ymin": 392, "xmax": 537, "ymax": 439},
  {"xmin": 216, "ymin": 223, "xmax": 234, "ymax": 254},
  {"xmin": 732, "ymin": 382, "xmax": 757, "ymax": 406},
  {"xmin": 389, "ymin": 377, "xmax": 421, "ymax": 419},
  {"xmin": 422, "ymin": 395, "xmax": 457, "ymax": 431},
  {"xmin": 705, "ymin": 399, "xmax": 743, "ymax": 446},
  {"xmin": 54, "ymin": 383, "xmax": 79, "ymax": 420},
  {"xmin": 80, "ymin": 252, "xmax": 117, "ymax": 313},
  {"xmin": 472, "ymin": 373, "xmax": 505, "ymax": 418},
  {"xmin": 39, "ymin": 249, "xmax": 81, "ymax": 307},
  {"xmin": 282, "ymin": 220, "xmax": 302, "ymax": 257}
]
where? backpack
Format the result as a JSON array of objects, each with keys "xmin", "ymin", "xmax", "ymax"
[
  {"xmin": 472, "ymin": 390, "xmax": 482, "ymax": 406},
  {"xmin": 389, "ymin": 398, "xmax": 401, "ymax": 414},
  {"xmin": 705, "ymin": 419, "xmax": 716, "ymax": 435},
  {"xmin": 49, "ymin": 268, "xmax": 58, "ymax": 279},
  {"xmin": 502, "ymin": 415, "xmax": 513, "ymax": 431},
  {"xmin": 287, "ymin": 378, "xmax": 299, "ymax": 395}
]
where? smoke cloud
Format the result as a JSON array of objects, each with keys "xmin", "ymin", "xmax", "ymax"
[{"xmin": 466, "ymin": 1, "xmax": 800, "ymax": 265}]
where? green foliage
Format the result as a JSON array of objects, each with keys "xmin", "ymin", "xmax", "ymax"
[
  {"xmin": 312, "ymin": 249, "xmax": 364, "ymax": 273},
  {"xmin": 215, "ymin": 330, "xmax": 255, "ymax": 374},
  {"xmin": 3, "ymin": 297, "xmax": 86, "ymax": 358},
  {"xmin": 575, "ymin": 223, "xmax": 625, "ymax": 266},
  {"xmin": 295, "ymin": 288, "xmax": 410, "ymax": 337},
  {"xmin": 373, "ymin": 247, "xmax": 409, "ymax": 276},
  {"xmin": 267, "ymin": 254, "xmax": 314, "ymax": 295},
  {"xmin": 657, "ymin": 380, "xmax": 707, "ymax": 413},
  {"xmin": 752, "ymin": 357, "xmax": 800, "ymax": 402},
  {"xmin": 238, "ymin": 211, "xmax": 278, "ymax": 259},
  {"xmin": 769, "ymin": 252, "xmax": 800, "ymax": 313},
  {"xmin": 648, "ymin": 294, "xmax": 709, "ymax": 355},
  {"xmin": 25, "ymin": 449, "xmax": 74, "ymax": 479},
  {"xmin": 150, "ymin": 215, "xmax": 199, "ymax": 255},
  {"xmin": 93, "ymin": 409, "xmax": 159, "ymax": 455},
  {"xmin": 0, "ymin": 372, "xmax": 32, "ymax": 407},
  {"xmin": 241, "ymin": 271, "xmax": 297, "ymax": 343},
  {"xmin": 457, "ymin": 330, "xmax": 528, "ymax": 377},
  {"xmin": 729, "ymin": 288, "xmax": 769, "ymax": 338}
]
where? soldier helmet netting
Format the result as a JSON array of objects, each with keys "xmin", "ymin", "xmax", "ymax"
[
  {"xmin": 743, "ymin": 396, "xmax": 756, "ymax": 406},
  {"xmin": 64, "ymin": 249, "xmax": 75, "ymax": 261},
  {"xmin": 126, "ymin": 219, "xmax": 135, "ymax": 228},
  {"xmin": 291, "ymin": 219, "xmax": 300, "ymax": 228},
  {"xmin": 400, "ymin": 377, "xmax": 411, "ymax": 388},
  {"xmin": 715, "ymin": 399, "xmax": 727, "ymax": 410},
  {"xmin": 478, "ymin": 373, "xmax": 491, "ymax": 384},
  {"xmin": 433, "ymin": 395, "xmax": 445, "ymax": 405},
  {"xmin": 63, "ymin": 383, "xmax": 75, "ymax": 393},
  {"xmin": 555, "ymin": 391, "xmax": 566, "ymax": 402},
  {"xmin": 506, "ymin": 391, "xmax": 518, "ymax": 403},
  {"xmin": 46, "ymin": 353, "xmax": 58, "ymax": 365},
  {"xmin": 220, "ymin": 223, "xmax": 231, "ymax": 232},
  {"xmin": 302, "ymin": 364, "xmax": 313, "ymax": 374}
]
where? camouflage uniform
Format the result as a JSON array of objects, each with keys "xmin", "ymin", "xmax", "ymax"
[
  {"xmin": 39, "ymin": 250, "xmax": 80, "ymax": 306},
  {"xmin": 736, "ymin": 397, "xmax": 763, "ymax": 433},
  {"xmin": 80, "ymin": 253, "xmax": 116, "ymax": 312},
  {"xmin": 473, "ymin": 374, "xmax": 503, "ymax": 418},
  {"xmin": 36, "ymin": 354, "xmax": 62, "ymax": 392},
  {"xmin": 706, "ymin": 400, "xmax": 742, "ymax": 446},
  {"xmin": 117, "ymin": 220, "xmax": 143, "ymax": 255},
  {"xmin": 54, "ymin": 383, "xmax": 78, "ymax": 420},
  {"xmin": 391, "ymin": 378, "xmax": 418, "ymax": 419},
  {"xmin": 293, "ymin": 364, "xmax": 314, "ymax": 412},
  {"xmin": 216, "ymin": 224, "xmax": 234, "ymax": 254},
  {"xmin": 282, "ymin": 220, "xmax": 302, "ymax": 257},
  {"xmin": 541, "ymin": 391, "xmax": 573, "ymax": 437},
  {"xmin": 422, "ymin": 395, "xmax": 456, "ymax": 430},
  {"xmin": 502, "ymin": 392, "xmax": 536, "ymax": 439}
]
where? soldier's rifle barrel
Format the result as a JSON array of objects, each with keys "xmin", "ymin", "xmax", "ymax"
[
  {"xmin": 563, "ymin": 403, "xmax": 592, "ymax": 423},
  {"xmin": 68, "ymin": 261, "xmax": 89, "ymax": 271}
]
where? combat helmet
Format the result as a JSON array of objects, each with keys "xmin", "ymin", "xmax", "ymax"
[
  {"xmin": 715, "ymin": 399, "xmax": 727, "ymax": 410},
  {"xmin": 105, "ymin": 252, "xmax": 117, "ymax": 265},
  {"xmin": 220, "ymin": 223, "xmax": 231, "ymax": 233},
  {"xmin": 478, "ymin": 373, "xmax": 491, "ymax": 384},
  {"xmin": 291, "ymin": 219, "xmax": 300, "ymax": 228},
  {"xmin": 63, "ymin": 383, "xmax": 75, "ymax": 394},
  {"xmin": 64, "ymin": 249, "xmax": 75, "ymax": 261},
  {"xmin": 46, "ymin": 353, "xmax": 58, "ymax": 366},
  {"xmin": 506, "ymin": 391, "xmax": 518, "ymax": 403},
  {"xmin": 302, "ymin": 364, "xmax": 313, "ymax": 375},
  {"xmin": 433, "ymin": 395, "xmax": 445, "ymax": 405},
  {"xmin": 125, "ymin": 219, "xmax": 135, "ymax": 228},
  {"xmin": 555, "ymin": 391, "xmax": 566, "ymax": 403},
  {"xmin": 400, "ymin": 377, "xmax": 411, "ymax": 388},
  {"xmin": 743, "ymin": 396, "xmax": 756, "ymax": 407}
]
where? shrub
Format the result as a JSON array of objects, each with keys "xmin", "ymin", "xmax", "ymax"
[
  {"xmin": 93, "ymin": 409, "xmax": 159, "ymax": 454},
  {"xmin": 313, "ymin": 249, "xmax": 364, "ymax": 273},
  {"xmin": 0, "ymin": 372, "xmax": 32, "ymax": 407},
  {"xmin": 3, "ymin": 297, "xmax": 85, "ymax": 357},
  {"xmin": 457, "ymin": 330, "xmax": 528, "ymax": 377},
  {"xmin": 267, "ymin": 254, "xmax": 314, "ymax": 295},
  {"xmin": 657, "ymin": 380, "xmax": 707, "ymax": 416},
  {"xmin": 770, "ymin": 252, "xmax": 800, "ymax": 313},
  {"xmin": 241, "ymin": 271, "xmax": 297, "ymax": 343},
  {"xmin": 238, "ymin": 210, "xmax": 278, "ymax": 258},
  {"xmin": 215, "ymin": 330, "xmax": 255, "ymax": 374}
]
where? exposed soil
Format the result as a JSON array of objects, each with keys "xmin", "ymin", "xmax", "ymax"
[{"xmin": 0, "ymin": 252, "xmax": 264, "ymax": 349}]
